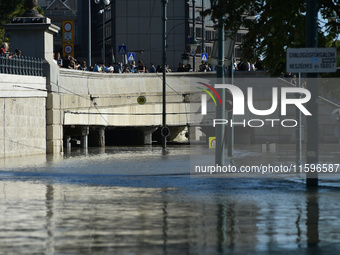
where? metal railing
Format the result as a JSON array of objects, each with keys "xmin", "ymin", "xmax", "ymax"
[{"xmin": 0, "ymin": 55, "xmax": 44, "ymax": 76}]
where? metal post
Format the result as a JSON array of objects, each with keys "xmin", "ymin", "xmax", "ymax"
[
  {"xmin": 227, "ymin": 55, "xmax": 234, "ymax": 157},
  {"xmin": 202, "ymin": 0, "xmax": 205, "ymax": 54},
  {"xmin": 162, "ymin": 0, "xmax": 168, "ymax": 149},
  {"xmin": 192, "ymin": 0, "xmax": 196, "ymax": 71},
  {"xmin": 296, "ymin": 73, "xmax": 303, "ymax": 166},
  {"xmin": 215, "ymin": 16, "xmax": 225, "ymax": 166},
  {"xmin": 102, "ymin": 5, "xmax": 105, "ymax": 62},
  {"xmin": 306, "ymin": 0, "xmax": 318, "ymax": 187},
  {"xmin": 88, "ymin": 0, "xmax": 92, "ymax": 67}
]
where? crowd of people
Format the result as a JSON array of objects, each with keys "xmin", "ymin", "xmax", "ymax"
[
  {"xmin": 233, "ymin": 57, "xmax": 265, "ymax": 71},
  {"xmin": 2, "ymin": 43, "xmax": 266, "ymax": 73},
  {"xmin": 0, "ymin": 42, "xmax": 22, "ymax": 59},
  {"xmin": 55, "ymin": 53, "xmax": 175, "ymax": 74},
  {"xmin": 51, "ymin": 51, "xmax": 266, "ymax": 74}
]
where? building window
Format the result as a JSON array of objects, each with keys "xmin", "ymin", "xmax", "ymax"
[
  {"xmin": 196, "ymin": 27, "xmax": 202, "ymax": 38},
  {"xmin": 206, "ymin": 46, "xmax": 212, "ymax": 55},
  {"xmin": 236, "ymin": 33, "xmax": 246, "ymax": 43},
  {"xmin": 235, "ymin": 47, "xmax": 242, "ymax": 58}
]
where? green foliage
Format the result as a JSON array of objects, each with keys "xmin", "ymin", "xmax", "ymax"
[
  {"xmin": 0, "ymin": 1, "xmax": 26, "ymax": 45},
  {"xmin": 204, "ymin": 0, "xmax": 340, "ymax": 77}
]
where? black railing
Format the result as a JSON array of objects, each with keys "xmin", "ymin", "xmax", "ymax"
[{"xmin": 0, "ymin": 55, "xmax": 44, "ymax": 76}]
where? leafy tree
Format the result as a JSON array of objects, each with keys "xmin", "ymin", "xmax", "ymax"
[
  {"xmin": 0, "ymin": 1, "xmax": 26, "ymax": 45},
  {"xmin": 203, "ymin": 0, "xmax": 340, "ymax": 77}
]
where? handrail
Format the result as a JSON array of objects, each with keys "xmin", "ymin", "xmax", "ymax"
[{"xmin": 0, "ymin": 55, "xmax": 44, "ymax": 76}]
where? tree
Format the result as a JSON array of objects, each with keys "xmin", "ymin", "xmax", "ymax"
[
  {"xmin": 203, "ymin": 0, "xmax": 340, "ymax": 77},
  {"xmin": 0, "ymin": 1, "xmax": 26, "ymax": 45}
]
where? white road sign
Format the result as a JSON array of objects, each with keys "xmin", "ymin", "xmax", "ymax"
[{"xmin": 287, "ymin": 48, "xmax": 337, "ymax": 73}]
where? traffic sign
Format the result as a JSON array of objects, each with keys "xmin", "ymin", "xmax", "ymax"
[
  {"xmin": 287, "ymin": 48, "xmax": 337, "ymax": 73},
  {"xmin": 128, "ymin": 52, "xmax": 135, "ymax": 61},
  {"xmin": 62, "ymin": 21, "xmax": 74, "ymax": 42},
  {"xmin": 64, "ymin": 22, "xmax": 72, "ymax": 32},
  {"xmin": 209, "ymin": 137, "xmax": 216, "ymax": 149},
  {"xmin": 137, "ymin": 96, "xmax": 146, "ymax": 105},
  {"xmin": 161, "ymin": 126, "xmax": 170, "ymax": 137},
  {"xmin": 118, "ymin": 45, "xmax": 127, "ymax": 55},
  {"xmin": 201, "ymin": 53, "xmax": 208, "ymax": 62},
  {"xmin": 63, "ymin": 43, "xmax": 74, "ymax": 57}
]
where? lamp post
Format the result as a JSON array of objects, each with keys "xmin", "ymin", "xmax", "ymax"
[
  {"xmin": 224, "ymin": 30, "xmax": 235, "ymax": 157},
  {"xmin": 189, "ymin": 38, "xmax": 199, "ymax": 71},
  {"xmin": 181, "ymin": 52, "xmax": 189, "ymax": 66},
  {"xmin": 88, "ymin": 0, "xmax": 91, "ymax": 67},
  {"xmin": 89, "ymin": 0, "xmax": 110, "ymax": 66},
  {"xmin": 202, "ymin": 0, "xmax": 205, "ymax": 54},
  {"xmin": 189, "ymin": 0, "xmax": 199, "ymax": 71},
  {"xmin": 96, "ymin": 0, "xmax": 111, "ymax": 63},
  {"xmin": 215, "ymin": 24, "xmax": 234, "ymax": 164},
  {"xmin": 305, "ymin": 0, "xmax": 319, "ymax": 188},
  {"xmin": 161, "ymin": 0, "xmax": 168, "ymax": 149},
  {"xmin": 215, "ymin": 16, "xmax": 225, "ymax": 166}
]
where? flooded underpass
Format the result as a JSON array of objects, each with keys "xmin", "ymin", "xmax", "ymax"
[{"xmin": 0, "ymin": 144, "xmax": 340, "ymax": 254}]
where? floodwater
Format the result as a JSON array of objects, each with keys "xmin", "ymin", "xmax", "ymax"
[{"xmin": 0, "ymin": 145, "xmax": 340, "ymax": 254}]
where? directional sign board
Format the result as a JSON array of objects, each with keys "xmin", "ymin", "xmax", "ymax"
[
  {"xmin": 118, "ymin": 45, "xmax": 127, "ymax": 55},
  {"xmin": 287, "ymin": 48, "xmax": 337, "ymax": 73},
  {"xmin": 201, "ymin": 53, "xmax": 208, "ymax": 62},
  {"xmin": 128, "ymin": 52, "xmax": 135, "ymax": 61}
]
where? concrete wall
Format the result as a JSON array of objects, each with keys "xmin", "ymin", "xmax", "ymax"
[
  {"xmin": 58, "ymin": 69, "xmax": 195, "ymax": 127},
  {"xmin": 1, "ymin": 69, "xmax": 338, "ymax": 158},
  {"xmin": 0, "ymin": 74, "xmax": 47, "ymax": 158}
]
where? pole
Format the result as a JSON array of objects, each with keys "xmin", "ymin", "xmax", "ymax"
[
  {"xmin": 227, "ymin": 55, "xmax": 234, "ymax": 157},
  {"xmin": 215, "ymin": 16, "xmax": 225, "ymax": 166},
  {"xmin": 88, "ymin": 0, "xmax": 91, "ymax": 67},
  {"xmin": 202, "ymin": 0, "xmax": 205, "ymax": 54},
  {"xmin": 192, "ymin": 0, "xmax": 196, "ymax": 71},
  {"xmin": 102, "ymin": 6, "xmax": 105, "ymax": 62},
  {"xmin": 296, "ymin": 73, "xmax": 303, "ymax": 166},
  {"xmin": 162, "ymin": 0, "xmax": 168, "ymax": 149},
  {"xmin": 306, "ymin": 0, "xmax": 319, "ymax": 187}
]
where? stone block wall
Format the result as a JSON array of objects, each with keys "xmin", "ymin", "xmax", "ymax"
[{"xmin": 0, "ymin": 74, "xmax": 47, "ymax": 158}]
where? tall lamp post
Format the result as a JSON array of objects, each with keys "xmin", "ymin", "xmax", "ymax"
[
  {"xmin": 305, "ymin": 0, "xmax": 319, "ymax": 188},
  {"xmin": 161, "ymin": 0, "xmax": 168, "ymax": 149},
  {"xmin": 189, "ymin": 38, "xmax": 199, "ymax": 71},
  {"xmin": 189, "ymin": 0, "xmax": 199, "ymax": 71},
  {"xmin": 215, "ymin": 17, "xmax": 225, "ymax": 166},
  {"xmin": 88, "ymin": 0, "xmax": 91, "ymax": 67},
  {"xmin": 201, "ymin": 0, "xmax": 205, "ymax": 54},
  {"xmin": 224, "ymin": 31, "xmax": 235, "ymax": 157},
  {"xmin": 96, "ymin": 0, "xmax": 111, "ymax": 63},
  {"xmin": 215, "ymin": 25, "xmax": 234, "ymax": 165},
  {"xmin": 89, "ymin": 0, "xmax": 110, "ymax": 66}
]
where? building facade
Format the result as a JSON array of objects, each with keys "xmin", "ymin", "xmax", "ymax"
[{"xmin": 39, "ymin": 0, "xmax": 246, "ymax": 70}]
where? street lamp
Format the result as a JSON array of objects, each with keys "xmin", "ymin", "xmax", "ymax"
[
  {"xmin": 96, "ymin": 0, "xmax": 111, "ymax": 63},
  {"xmin": 189, "ymin": 0, "xmax": 198, "ymax": 71},
  {"xmin": 224, "ymin": 30, "xmax": 235, "ymax": 157},
  {"xmin": 189, "ymin": 38, "xmax": 199, "ymax": 71},
  {"xmin": 161, "ymin": 0, "xmax": 168, "ymax": 149},
  {"xmin": 215, "ymin": 24, "xmax": 235, "ymax": 166},
  {"xmin": 181, "ymin": 51, "xmax": 189, "ymax": 66},
  {"xmin": 224, "ymin": 30, "xmax": 234, "ymax": 66},
  {"xmin": 89, "ymin": 0, "xmax": 110, "ymax": 67}
]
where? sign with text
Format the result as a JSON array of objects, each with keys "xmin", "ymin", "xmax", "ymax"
[{"xmin": 287, "ymin": 48, "xmax": 337, "ymax": 73}]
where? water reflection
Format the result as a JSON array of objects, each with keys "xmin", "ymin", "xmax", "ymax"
[
  {"xmin": 307, "ymin": 190, "xmax": 319, "ymax": 247},
  {"xmin": 0, "ymin": 146, "xmax": 339, "ymax": 254}
]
